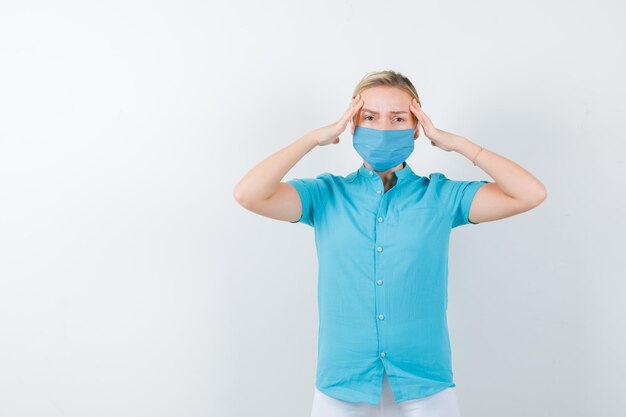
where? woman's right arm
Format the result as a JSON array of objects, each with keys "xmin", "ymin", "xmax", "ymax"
[
  {"xmin": 232, "ymin": 94, "xmax": 364, "ymax": 223},
  {"xmin": 232, "ymin": 133, "xmax": 319, "ymax": 222}
]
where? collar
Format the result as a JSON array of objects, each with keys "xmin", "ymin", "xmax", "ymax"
[{"xmin": 356, "ymin": 161, "xmax": 418, "ymax": 183}]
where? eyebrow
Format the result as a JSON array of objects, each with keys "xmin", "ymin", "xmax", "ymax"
[{"xmin": 361, "ymin": 108, "xmax": 408, "ymax": 115}]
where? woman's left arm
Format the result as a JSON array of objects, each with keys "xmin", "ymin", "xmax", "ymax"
[
  {"xmin": 454, "ymin": 137, "xmax": 547, "ymax": 224},
  {"xmin": 409, "ymin": 98, "xmax": 547, "ymax": 224}
]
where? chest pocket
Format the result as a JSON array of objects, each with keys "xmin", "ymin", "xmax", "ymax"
[
  {"xmin": 385, "ymin": 206, "xmax": 446, "ymax": 251},
  {"xmin": 387, "ymin": 206, "xmax": 439, "ymax": 223},
  {"xmin": 397, "ymin": 207, "xmax": 440, "ymax": 231}
]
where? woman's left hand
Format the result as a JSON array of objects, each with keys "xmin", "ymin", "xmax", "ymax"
[{"xmin": 409, "ymin": 98, "xmax": 461, "ymax": 152}]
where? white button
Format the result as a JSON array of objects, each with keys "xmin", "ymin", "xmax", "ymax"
[
  {"xmin": 376, "ymin": 190, "xmax": 382, "ymax": 194},
  {"xmin": 377, "ymin": 279, "xmax": 383, "ymax": 285},
  {"xmin": 369, "ymin": 171, "xmax": 374, "ymax": 176},
  {"xmin": 380, "ymin": 352, "xmax": 386, "ymax": 358},
  {"xmin": 377, "ymin": 217, "xmax": 383, "ymax": 222},
  {"xmin": 378, "ymin": 314, "xmax": 384, "ymax": 320},
  {"xmin": 376, "ymin": 246, "xmax": 383, "ymax": 253}
]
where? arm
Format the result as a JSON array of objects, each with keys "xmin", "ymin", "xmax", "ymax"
[
  {"xmin": 453, "ymin": 137, "xmax": 548, "ymax": 224},
  {"xmin": 232, "ymin": 134, "xmax": 318, "ymax": 222},
  {"xmin": 233, "ymin": 94, "xmax": 364, "ymax": 222},
  {"xmin": 409, "ymin": 98, "xmax": 547, "ymax": 224}
]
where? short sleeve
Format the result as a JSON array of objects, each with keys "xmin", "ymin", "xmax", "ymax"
[
  {"xmin": 286, "ymin": 174, "xmax": 331, "ymax": 227},
  {"xmin": 429, "ymin": 172, "xmax": 491, "ymax": 228}
]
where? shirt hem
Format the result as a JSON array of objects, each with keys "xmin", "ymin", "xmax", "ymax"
[
  {"xmin": 393, "ymin": 381, "xmax": 457, "ymax": 403},
  {"xmin": 315, "ymin": 382, "xmax": 382, "ymax": 405}
]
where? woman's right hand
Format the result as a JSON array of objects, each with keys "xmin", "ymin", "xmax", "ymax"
[{"xmin": 308, "ymin": 94, "xmax": 364, "ymax": 146}]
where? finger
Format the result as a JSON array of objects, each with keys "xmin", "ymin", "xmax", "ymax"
[
  {"xmin": 350, "ymin": 98, "xmax": 364, "ymax": 126},
  {"xmin": 409, "ymin": 102, "xmax": 421, "ymax": 127},
  {"xmin": 411, "ymin": 99, "xmax": 431, "ymax": 124},
  {"xmin": 419, "ymin": 110, "xmax": 433, "ymax": 127},
  {"xmin": 340, "ymin": 95, "xmax": 359, "ymax": 123},
  {"xmin": 409, "ymin": 99, "xmax": 422, "ymax": 117},
  {"xmin": 410, "ymin": 100, "xmax": 433, "ymax": 130},
  {"xmin": 343, "ymin": 95, "xmax": 362, "ymax": 125},
  {"xmin": 349, "ymin": 94, "xmax": 362, "ymax": 112}
]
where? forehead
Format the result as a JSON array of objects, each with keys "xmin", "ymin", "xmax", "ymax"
[{"xmin": 359, "ymin": 86, "xmax": 411, "ymax": 112}]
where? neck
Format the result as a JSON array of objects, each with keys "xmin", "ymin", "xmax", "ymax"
[{"xmin": 364, "ymin": 162, "xmax": 404, "ymax": 190}]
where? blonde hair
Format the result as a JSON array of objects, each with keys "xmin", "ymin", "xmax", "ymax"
[{"xmin": 352, "ymin": 70, "xmax": 421, "ymax": 105}]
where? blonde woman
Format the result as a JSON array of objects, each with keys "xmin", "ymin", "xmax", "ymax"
[{"xmin": 233, "ymin": 70, "xmax": 547, "ymax": 417}]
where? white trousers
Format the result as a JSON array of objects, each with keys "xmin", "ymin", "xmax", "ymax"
[{"xmin": 310, "ymin": 371, "xmax": 461, "ymax": 417}]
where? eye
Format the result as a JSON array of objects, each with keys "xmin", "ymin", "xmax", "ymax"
[
  {"xmin": 364, "ymin": 116, "xmax": 374, "ymax": 121},
  {"xmin": 395, "ymin": 118, "xmax": 405, "ymax": 122}
]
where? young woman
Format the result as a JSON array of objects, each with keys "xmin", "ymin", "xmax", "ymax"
[{"xmin": 233, "ymin": 70, "xmax": 547, "ymax": 417}]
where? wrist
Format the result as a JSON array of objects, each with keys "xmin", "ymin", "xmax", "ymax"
[
  {"xmin": 300, "ymin": 132, "xmax": 319, "ymax": 149},
  {"xmin": 453, "ymin": 136, "xmax": 481, "ymax": 159}
]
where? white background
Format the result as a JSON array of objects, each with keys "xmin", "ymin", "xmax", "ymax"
[{"xmin": 0, "ymin": 1, "xmax": 624, "ymax": 416}]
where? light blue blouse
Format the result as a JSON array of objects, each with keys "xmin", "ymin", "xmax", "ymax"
[{"xmin": 287, "ymin": 161, "xmax": 491, "ymax": 404}]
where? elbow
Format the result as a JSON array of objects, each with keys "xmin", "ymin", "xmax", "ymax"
[
  {"xmin": 537, "ymin": 183, "xmax": 548, "ymax": 203},
  {"xmin": 529, "ymin": 185, "xmax": 548, "ymax": 208},
  {"xmin": 233, "ymin": 185, "xmax": 249, "ymax": 207},
  {"xmin": 233, "ymin": 184, "xmax": 264, "ymax": 209}
]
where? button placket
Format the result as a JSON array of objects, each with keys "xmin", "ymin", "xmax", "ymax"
[
  {"xmin": 368, "ymin": 169, "xmax": 383, "ymax": 196},
  {"xmin": 373, "ymin": 182, "xmax": 387, "ymax": 362},
  {"xmin": 352, "ymin": 164, "xmax": 416, "ymax": 368}
]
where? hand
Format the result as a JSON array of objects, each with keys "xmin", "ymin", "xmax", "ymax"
[
  {"xmin": 307, "ymin": 94, "xmax": 364, "ymax": 146},
  {"xmin": 409, "ymin": 98, "xmax": 460, "ymax": 152}
]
